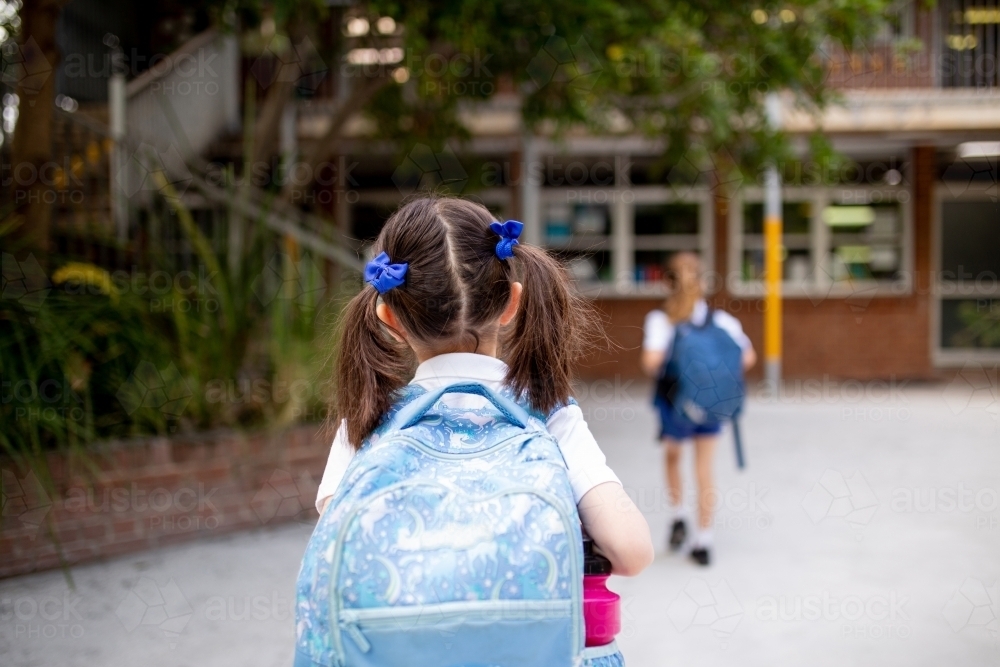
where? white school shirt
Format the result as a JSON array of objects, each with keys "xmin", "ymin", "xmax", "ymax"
[
  {"xmin": 642, "ymin": 299, "xmax": 753, "ymax": 355},
  {"xmin": 315, "ymin": 352, "xmax": 622, "ymax": 513}
]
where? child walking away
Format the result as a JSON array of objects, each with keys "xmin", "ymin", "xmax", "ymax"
[
  {"xmin": 296, "ymin": 197, "xmax": 653, "ymax": 667},
  {"xmin": 641, "ymin": 252, "xmax": 756, "ymax": 567}
]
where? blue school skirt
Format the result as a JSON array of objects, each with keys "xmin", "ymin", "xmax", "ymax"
[{"xmin": 654, "ymin": 397, "xmax": 721, "ymax": 441}]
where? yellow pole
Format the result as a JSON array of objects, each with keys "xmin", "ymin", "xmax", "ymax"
[
  {"xmin": 763, "ymin": 196, "xmax": 782, "ymax": 385},
  {"xmin": 763, "ymin": 94, "xmax": 783, "ymax": 387}
]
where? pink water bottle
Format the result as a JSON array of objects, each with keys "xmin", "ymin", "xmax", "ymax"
[{"xmin": 582, "ymin": 533, "xmax": 620, "ymax": 646}]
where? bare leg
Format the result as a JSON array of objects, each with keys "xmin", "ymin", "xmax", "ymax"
[
  {"xmin": 663, "ymin": 438, "xmax": 683, "ymax": 509},
  {"xmin": 693, "ymin": 435, "xmax": 718, "ymax": 530}
]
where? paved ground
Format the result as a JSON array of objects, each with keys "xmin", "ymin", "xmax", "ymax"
[{"xmin": 3, "ymin": 378, "xmax": 999, "ymax": 666}]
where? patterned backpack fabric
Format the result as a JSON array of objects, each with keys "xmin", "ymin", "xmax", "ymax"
[{"xmin": 294, "ymin": 382, "xmax": 624, "ymax": 667}]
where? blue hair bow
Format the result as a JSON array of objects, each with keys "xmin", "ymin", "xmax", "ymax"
[
  {"xmin": 490, "ymin": 220, "xmax": 523, "ymax": 260},
  {"xmin": 364, "ymin": 251, "xmax": 408, "ymax": 294}
]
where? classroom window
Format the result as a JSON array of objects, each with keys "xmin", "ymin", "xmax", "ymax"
[
  {"xmin": 542, "ymin": 200, "xmax": 612, "ymax": 286},
  {"xmin": 545, "ymin": 203, "xmax": 610, "ymax": 243},
  {"xmin": 937, "ymin": 196, "xmax": 1000, "ymax": 356},
  {"xmin": 732, "ymin": 187, "xmax": 910, "ymax": 294},
  {"xmin": 741, "ymin": 201, "xmax": 813, "ymax": 283},
  {"xmin": 632, "ymin": 203, "xmax": 703, "ymax": 287},
  {"xmin": 823, "ymin": 201, "xmax": 905, "ymax": 282}
]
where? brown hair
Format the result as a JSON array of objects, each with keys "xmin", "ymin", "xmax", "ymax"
[
  {"xmin": 334, "ymin": 196, "xmax": 600, "ymax": 449},
  {"xmin": 663, "ymin": 251, "xmax": 703, "ymax": 323}
]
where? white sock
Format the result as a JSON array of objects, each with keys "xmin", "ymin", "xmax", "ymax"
[
  {"xmin": 694, "ymin": 527, "xmax": 714, "ymax": 549},
  {"xmin": 670, "ymin": 504, "xmax": 690, "ymax": 525}
]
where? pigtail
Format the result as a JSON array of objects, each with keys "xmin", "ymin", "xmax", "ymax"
[
  {"xmin": 502, "ymin": 244, "xmax": 604, "ymax": 414},
  {"xmin": 333, "ymin": 286, "xmax": 412, "ymax": 449}
]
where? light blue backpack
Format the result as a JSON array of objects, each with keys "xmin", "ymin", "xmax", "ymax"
[{"xmin": 294, "ymin": 383, "xmax": 623, "ymax": 667}]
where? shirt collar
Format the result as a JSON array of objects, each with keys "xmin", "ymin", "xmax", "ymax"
[
  {"xmin": 692, "ymin": 299, "xmax": 708, "ymax": 323},
  {"xmin": 412, "ymin": 353, "xmax": 509, "ymax": 385}
]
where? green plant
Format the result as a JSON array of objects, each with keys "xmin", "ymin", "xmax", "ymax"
[
  {"xmin": 0, "ymin": 190, "xmax": 338, "ymax": 466},
  {"xmin": 952, "ymin": 301, "xmax": 1000, "ymax": 349}
]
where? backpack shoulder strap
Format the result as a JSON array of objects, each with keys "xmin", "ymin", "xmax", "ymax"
[
  {"xmin": 385, "ymin": 382, "xmax": 532, "ymax": 433},
  {"xmin": 494, "ymin": 386, "xmax": 576, "ymax": 424},
  {"xmin": 366, "ymin": 384, "xmax": 428, "ymax": 441},
  {"xmin": 698, "ymin": 306, "xmax": 715, "ymax": 329}
]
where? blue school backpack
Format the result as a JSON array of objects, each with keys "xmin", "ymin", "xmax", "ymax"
[
  {"xmin": 294, "ymin": 383, "xmax": 623, "ymax": 667},
  {"xmin": 655, "ymin": 310, "xmax": 747, "ymax": 467}
]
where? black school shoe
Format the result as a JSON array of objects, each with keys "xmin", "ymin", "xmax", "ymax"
[
  {"xmin": 690, "ymin": 547, "xmax": 711, "ymax": 566},
  {"xmin": 668, "ymin": 519, "xmax": 687, "ymax": 551}
]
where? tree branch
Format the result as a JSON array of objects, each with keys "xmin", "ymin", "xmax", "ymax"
[{"xmin": 282, "ymin": 73, "xmax": 391, "ymax": 205}]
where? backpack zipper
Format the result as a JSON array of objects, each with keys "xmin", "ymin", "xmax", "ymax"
[
  {"xmin": 339, "ymin": 599, "xmax": 574, "ymax": 653},
  {"xmin": 392, "ymin": 429, "xmax": 574, "ymax": 473},
  {"xmin": 390, "ymin": 430, "xmax": 541, "ymax": 460},
  {"xmin": 343, "ymin": 621, "xmax": 372, "ymax": 653}
]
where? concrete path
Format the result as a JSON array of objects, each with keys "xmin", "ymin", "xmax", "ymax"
[{"xmin": 3, "ymin": 379, "xmax": 999, "ymax": 666}]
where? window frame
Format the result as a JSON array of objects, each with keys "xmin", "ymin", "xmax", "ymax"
[
  {"xmin": 727, "ymin": 185, "xmax": 914, "ymax": 298},
  {"xmin": 538, "ymin": 184, "xmax": 715, "ymax": 297},
  {"xmin": 932, "ymin": 182, "xmax": 1000, "ymax": 366}
]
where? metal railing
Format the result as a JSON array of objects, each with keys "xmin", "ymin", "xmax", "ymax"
[
  {"xmin": 940, "ymin": 0, "xmax": 1000, "ymax": 88},
  {"xmin": 124, "ymin": 29, "xmax": 241, "ymax": 161},
  {"xmin": 1, "ymin": 29, "xmax": 362, "ymax": 276}
]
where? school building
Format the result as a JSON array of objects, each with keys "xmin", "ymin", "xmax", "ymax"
[
  {"xmin": 20, "ymin": 0, "xmax": 999, "ymax": 383},
  {"xmin": 323, "ymin": 3, "xmax": 999, "ymax": 382}
]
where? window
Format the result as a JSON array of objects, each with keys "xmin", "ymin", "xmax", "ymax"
[
  {"xmin": 940, "ymin": 0, "xmax": 1000, "ymax": 88},
  {"xmin": 935, "ymin": 192, "xmax": 1000, "ymax": 362},
  {"xmin": 344, "ymin": 152, "xmax": 715, "ymax": 296},
  {"xmin": 542, "ymin": 199, "xmax": 612, "ymax": 285},
  {"xmin": 537, "ymin": 183, "xmax": 714, "ymax": 293},
  {"xmin": 824, "ymin": 202, "xmax": 905, "ymax": 282},
  {"xmin": 633, "ymin": 203, "xmax": 702, "ymax": 287},
  {"xmin": 730, "ymin": 186, "xmax": 911, "ymax": 296},
  {"xmin": 740, "ymin": 201, "xmax": 813, "ymax": 284}
]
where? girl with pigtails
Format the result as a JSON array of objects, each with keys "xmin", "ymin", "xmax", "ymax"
[{"xmin": 297, "ymin": 196, "xmax": 652, "ymax": 667}]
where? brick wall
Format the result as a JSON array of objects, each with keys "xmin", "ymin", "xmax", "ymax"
[
  {"xmin": 582, "ymin": 295, "xmax": 937, "ymax": 382},
  {"xmin": 0, "ymin": 425, "xmax": 330, "ymax": 579},
  {"xmin": 580, "ymin": 145, "xmax": 940, "ymax": 382}
]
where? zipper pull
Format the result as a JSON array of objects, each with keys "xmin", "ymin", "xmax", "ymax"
[{"xmin": 343, "ymin": 622, "xmax": 371, "ymax": 653}]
